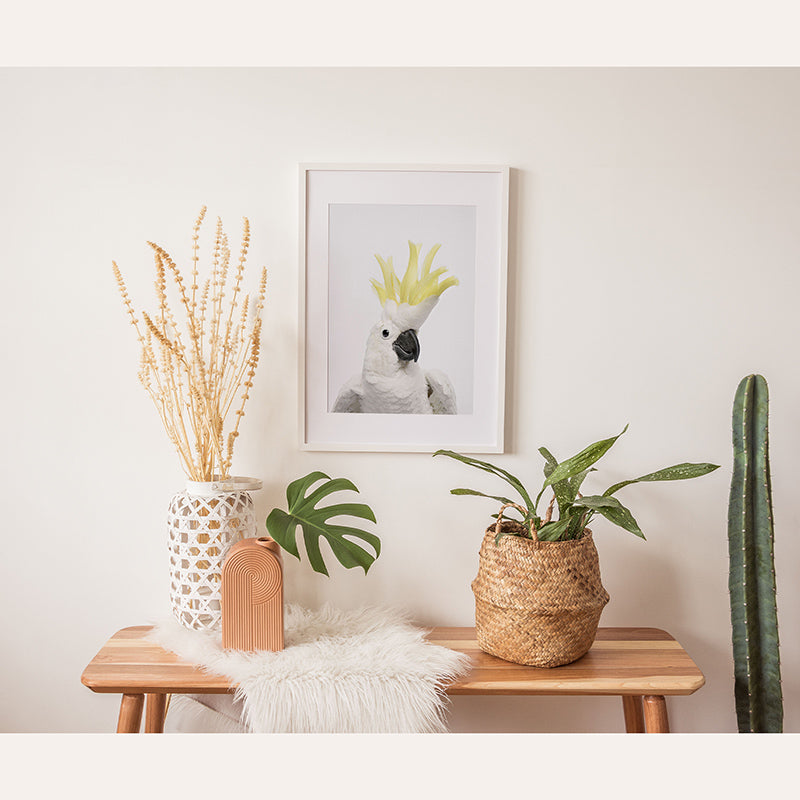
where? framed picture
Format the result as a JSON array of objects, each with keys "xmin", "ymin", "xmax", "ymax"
[{"xmin": 300, "ymin": 164, "xmax": 509, "ymax": 453}]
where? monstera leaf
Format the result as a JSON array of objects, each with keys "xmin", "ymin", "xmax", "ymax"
[{"xmin": 266, "ymin": 471, "xmax": 380, "ymax": 576}]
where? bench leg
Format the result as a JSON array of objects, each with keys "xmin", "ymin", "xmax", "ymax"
[
  {"xmin": 642, "ymin": 695, "xmax": 670, "ymax": 733},
  {"xmin": 622, "ymin": 695, "xmax": 645, "ymax": 733},
  {"xmin": 117, "ymin": 693, "xmax": 144, "ymax": 733},
  {"xmin": 145, "ymin": 693, "xmax": 168, "ymax": 733}
]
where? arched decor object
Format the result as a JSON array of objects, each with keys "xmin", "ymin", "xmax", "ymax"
[{"xmin": 221, "ymin": 537, "xmax": 284, "ymax": 651}]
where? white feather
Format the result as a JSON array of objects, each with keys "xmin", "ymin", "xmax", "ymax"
[
  {"xmin": 332, "ymin": 375, "xmax": 362, "ymax": 412},
  {"xmin": 425, "ymin": 370, "xmax": 458, "ymax": 414}
]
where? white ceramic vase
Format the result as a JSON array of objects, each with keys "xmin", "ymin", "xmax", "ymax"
[{"xmin": 167, "ymin": 476, "xmax": 262, "ymax": 630}]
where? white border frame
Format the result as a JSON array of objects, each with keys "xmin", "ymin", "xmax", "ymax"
[{"xmin": 300, "ymin": 163, "xmax": 509, "ymax": 453}]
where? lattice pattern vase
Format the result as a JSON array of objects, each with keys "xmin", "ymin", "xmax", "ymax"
[{"xmin": 167, "ymin": 479, "xmax": 259, "ymax": 631}]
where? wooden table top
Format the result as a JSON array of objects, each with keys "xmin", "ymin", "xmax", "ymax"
[{"xmin": 82, "ymin": 626, "xmax": 704, "ymax": 697}]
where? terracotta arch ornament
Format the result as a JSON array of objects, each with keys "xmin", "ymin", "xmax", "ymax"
[{"xmin": 221, "ymin": 537, "xmax": 284, "ymax": 651}]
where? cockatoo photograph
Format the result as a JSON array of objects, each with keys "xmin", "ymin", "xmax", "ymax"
[{"xmin": 333, "ymin": 241, "xmax": 459, "ymax": 415}]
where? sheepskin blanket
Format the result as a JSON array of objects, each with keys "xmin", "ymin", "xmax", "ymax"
[{"xmin": 147, "ymin": 604, "xmax": 471, "ymax": 733}]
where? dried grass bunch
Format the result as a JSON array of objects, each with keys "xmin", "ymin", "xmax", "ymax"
[{"xmin": 113, "ymin": 206, "xmax": 267, "ymax": 481}]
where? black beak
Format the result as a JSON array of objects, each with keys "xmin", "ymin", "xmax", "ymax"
[{"xmin": 392, "ymin": 329, "xmax": 420, "ymax": 363}]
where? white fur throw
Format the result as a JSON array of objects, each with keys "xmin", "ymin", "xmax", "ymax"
[{"xmin": 147, "ymin": 604, "xmax": 471, "ymax": 733}]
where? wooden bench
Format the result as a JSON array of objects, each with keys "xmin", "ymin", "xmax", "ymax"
[{"xmin": 81, "ymin": 625, "xmax": 704, "ymax": 733}]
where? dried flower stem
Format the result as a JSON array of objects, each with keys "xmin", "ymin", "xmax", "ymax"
[{"xmin": 114, "ymin": 209, "xmax": 267, "ymax": 481}]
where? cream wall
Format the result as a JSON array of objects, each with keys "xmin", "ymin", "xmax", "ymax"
[{"xmin": 2, "ymin": 67, "xmax": 798, "ymax": 733}]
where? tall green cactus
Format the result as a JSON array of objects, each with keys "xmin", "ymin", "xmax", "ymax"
[{"xmin": 728, "ymin": 374, "xmax": 782, "ymax": 733}]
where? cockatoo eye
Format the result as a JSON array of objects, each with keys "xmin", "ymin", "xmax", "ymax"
[{"xmin": 381, "ymin": 329, "xmax": 390, "ymax": 338}]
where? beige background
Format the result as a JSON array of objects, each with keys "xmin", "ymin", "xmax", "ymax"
[{"xmin": 2, "ymin": 67, "xmax": 798, "ymax": 733}]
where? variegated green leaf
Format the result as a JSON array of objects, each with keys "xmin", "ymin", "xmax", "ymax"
[
  {"xmin": 538, "ymin": 446, "xmax": 573, "ymax": 516},
  {"xmin": 434, "ymin": 450, "xmax": 535, "ymax": 512},
  {"xmin": 451, "ymin": 488, "xmax": 517, "ymax": 506},
  {"xmin": 604, "ymin": 462, "xmax": 720, "ymax": 497},
  {"xmin": 544, "ymin": 426, "xmax": 628, "ymax": 487},
  {"xmin": 536, "ymin": 518, "xmax": 572, "ymax": 541},
  {"xmin": 568, "ymin": 467, "xmax": 595, "ymax": 500},
  {"xmin": 573, "ymin": 494, "xmax": 645, "ymax": 539}
]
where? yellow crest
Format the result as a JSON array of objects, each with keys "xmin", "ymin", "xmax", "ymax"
[{"xmin": 370, "ymin": 241, "xmax": 459, "ymax": 307}]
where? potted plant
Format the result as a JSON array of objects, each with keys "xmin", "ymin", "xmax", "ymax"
[
  {"xmin": 113, "ymin": 207, "xmax": 268, "ymax": 630},
  {"xmin": 435, "ymin": 426, "xmax": 719, "ymax": 667}
]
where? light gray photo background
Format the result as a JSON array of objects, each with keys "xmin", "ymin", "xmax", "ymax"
[{"xmin": 327, "ymin": 203, "xmax": 476, "ymax": 413}]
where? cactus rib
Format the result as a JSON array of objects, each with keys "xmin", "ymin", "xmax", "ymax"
[{"xmin": 727, "ymin": 374, "xmax": 782, "ymax": 733}]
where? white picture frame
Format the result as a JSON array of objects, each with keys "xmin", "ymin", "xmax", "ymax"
[{"xmin": 300, "ymin": 164, "xmax": 509, "ymax": 453}]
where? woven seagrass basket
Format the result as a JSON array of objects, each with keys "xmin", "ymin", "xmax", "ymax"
[{"xmin": 472, "ymin": 517, "xmax": 610, "ymax": 667}]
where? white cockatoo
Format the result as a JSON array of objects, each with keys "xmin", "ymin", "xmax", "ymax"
[{"xmin": 333, "ymin": 241, "xmax": 459, "ymax": 415}]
